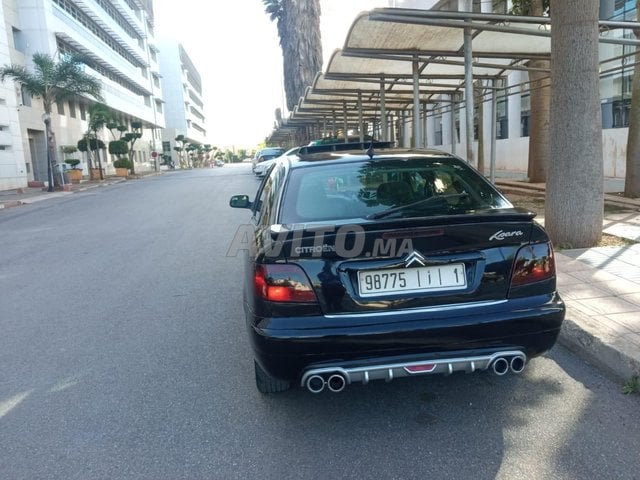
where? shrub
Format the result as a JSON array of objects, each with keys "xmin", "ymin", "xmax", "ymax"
[
  {"xmin": 65, "ymin": 159, "xmax": 81, "ymax": 168},
  {"xmin": 113, "ymin": 158, "xmax": 133, "ymax": 169},
  {"xmin": 108, "ymin": 140, "xmax": 128, "ymax": 156}
]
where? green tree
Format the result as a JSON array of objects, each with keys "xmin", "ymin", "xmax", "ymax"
[
  {"xmin": 509, "ymin": 0, "xmax": 550, "ymax": 14},
  {"xmin": 84, "ymin": 103, "xmax": 111, "ymax": 179},
  {"xmin": 625, "ymin": 0, "xmax": 640, "ymax": 197},
  {"xmin": 123, "ymin": 121, "xmax": 143, "ymax": 174},
  {"xmin": 263, "ymin": 0, "xmax": 323, "ymax": 111},
  {"xmin": 0, "ymin": 52, "xmax": 102, "ymax": 191},
  {"xmin": 174, "ymin": 135, "xmax": 187, "ymax": 168},
  {"xmin": 546, "ymin": 0, "xmax": 603, "ymax": 247}
]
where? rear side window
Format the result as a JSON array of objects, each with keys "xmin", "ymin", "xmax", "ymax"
[
  {"xmin": 279, "ymin": 157, "xmax": 512, "ymax": 223},
  {"xmin": 255, "ymin": 163, "xmax": 286, "ymax": 225}
]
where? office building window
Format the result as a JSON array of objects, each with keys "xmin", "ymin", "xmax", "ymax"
[
  {"xmin": 56, "ymin": 99, "xmax": 65, "ymax": 115},
  {"xmin": 521, "ymin": 93, "xmax": 531, "ymax": 137},
  {"xmin": 492, "ymin": 0, "xmax": 508, "ymax": 13},
  {"xmin": 496, "ymin": 89, "xmax": 508, "ymax": 139},
  {"xmin": 69, "ymin": 100, "xmax": 76, "ymax": 118},
  {"xmin": 79, "ymin": 102, "xmax": 86, "ymax": 120},
  {"xmin": 21, "ymin": 86, "xmax": 32, "ymax": 106},
  {"xmin": 12, "ymin": 27, "xmax": 26, "ymax": 53},
  {"xmin": 434, "ymin": 115, "xmax": 443, "ymax": 145}
]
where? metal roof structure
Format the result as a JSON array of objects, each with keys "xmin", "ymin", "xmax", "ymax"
[{"xmin": 267, "ymin": 8, "xmax": 640, "ymax": 178}]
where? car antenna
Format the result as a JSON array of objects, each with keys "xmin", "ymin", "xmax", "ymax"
[{"xmin": 366, "ymin": 141, "xmax": 375, "ymax": 159}]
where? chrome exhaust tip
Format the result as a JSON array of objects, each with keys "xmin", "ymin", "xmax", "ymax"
[
  {"xmin": 491, "ymin": 357, "xmax": 509, "ymax": 376},
  {"xmin": 306, "ymin": 375, "xmax": 325, "ymax": 393},
  {"xmin": 509, "ymin": 355, "xmax": 526, "ymax": 374},
  {"xmin": 327, "ymin": 374, "xmax": 347, "ymax": 393}
]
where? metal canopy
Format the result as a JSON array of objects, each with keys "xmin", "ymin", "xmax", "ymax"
[
  {"xmin": 346, "ymin": 9, "xmax": 551, "ymax": 58},
  {"xmin": 269, "ymin": 8, "xmax": 640, "ymax": 157}
]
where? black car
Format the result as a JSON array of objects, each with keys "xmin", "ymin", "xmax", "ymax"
[{"xmin": 229, "ymin": 143, "xmax": 565, "ymax": 394}]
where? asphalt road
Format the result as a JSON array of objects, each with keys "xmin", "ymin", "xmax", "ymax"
[{"xmin": 1, "ymin": 164, "xmax": 639, "ymax": 480}]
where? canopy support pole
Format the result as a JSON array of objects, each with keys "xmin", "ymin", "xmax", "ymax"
[
  {"xmin": 490, "ymin": 78, "xmax": 497, "ymax": 183},
  {"xmin": 332, "ymin": 109, "xmax": 336, "ymax": 137},
  {"xmin": 422, "ymin": 101, "xmax": 428, "ymax": 148},
  {"xmin": 343, "ymin": 101, "xmax": 348, "ymax": 143},
  {"xmin": 380, "ymin": 78, "xmax": 387, "ymax": 141},
  {"xmin": 463, "ymin": 2, "xmax": 475, "ymax": 165},
  {"xmin": 358, "ymin": 91, "xmax": 364, "ymax": 142},
  {"xmin": 412, "ymin": 56, "xmax": 422, "ymax": 148},
  {"xmin": 450, "ymin": 93, "xmax": 457, "ymax": 155}
]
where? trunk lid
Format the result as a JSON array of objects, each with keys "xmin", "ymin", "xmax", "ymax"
[{"xmin": 269, "ymin": 210, "xmax": 536, "ymax": 314}]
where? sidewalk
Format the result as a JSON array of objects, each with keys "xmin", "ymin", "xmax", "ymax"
[
  {"xmin": 496, "ymin": 178, "xmax": 640, "ymax": 382},
  {"xmin": 1, "ymin": 174, "xmax": 639, "ymax": 383},
  {"xmin": 0, "ymin": 172, "xmax": 161, "ymax": 210}
]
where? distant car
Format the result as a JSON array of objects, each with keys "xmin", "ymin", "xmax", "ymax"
[
  {"xmin": 252, "ymin": 147, "xmax": 285, "ymax": 172},
  {"xmin": 229, "ymin": 142, "xmax": 565, "ymax": 394},
  {"xmin": 214, "ymin": 159, "xmax": 224, "ymax": 167},
  {"xmin": 253, "ymin": 147, "xmax": 300, "ymax": 177}
]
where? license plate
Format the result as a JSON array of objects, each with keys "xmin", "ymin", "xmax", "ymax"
[{"xmin": 358, "ymin": 263, "xmax": 466, "ymax": 296}]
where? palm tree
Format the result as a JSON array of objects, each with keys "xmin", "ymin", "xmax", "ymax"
[
  {"xmin": 0, "ymin": 52, "xmax": 102, "ymax": 191},
  {"xmin": 263, "ymin": 0, "xmax": 323, "ymax": 112},
  {"xmin": 546, "ymin": 0, "xmax": 603, "ymax": 248},
  {"xmin": 625, "ymin": 0, "xmax": 640, "ymax": 197},
  {"xmin": 510, "ymin": 0, "xmax": 551, "ymax": 183}
]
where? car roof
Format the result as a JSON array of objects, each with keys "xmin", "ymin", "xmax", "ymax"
[
  {"xmin": 260, "ymin": 147, "xmax": 285, "ymax": 153},
  {"xmin": 285, "ymin": 144, "xmax": 459, "ymax": 169}
]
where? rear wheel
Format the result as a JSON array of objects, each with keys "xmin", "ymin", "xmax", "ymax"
[{"xmin": 254, "ymin": 360, "xmax": 291, "ymax": 394}]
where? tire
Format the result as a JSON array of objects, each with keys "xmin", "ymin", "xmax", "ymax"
[{"xmin": 254, "ymin": 360, "xmax": 291, "ymax": 394}]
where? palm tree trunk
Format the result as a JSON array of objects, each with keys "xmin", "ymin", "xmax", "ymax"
[
  {"xmin": 526, "ymin": 60, "xmax": 550, "ymax": 182},
  {"xmin": 624, "ymin": 1, "xmax": 640, "ymax": 197},
  {"xmin": 278, "ymin": 0, "xmax": 323, "ymax": 111},
  {"xmin": 545, "ymin": 0, "xmax": 603, "ymax": 248},
  {"xmin": 525, "ymin": 0, "xmax": 550, "ymax": 183},
  {"xmin": 44, "ymin": 117, "xmax": 54, "ymax": 192}
]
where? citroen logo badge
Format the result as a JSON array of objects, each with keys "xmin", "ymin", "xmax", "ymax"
[{"xmin": 404, "ymin": 251, "xmax": 427, "ymax": 267}]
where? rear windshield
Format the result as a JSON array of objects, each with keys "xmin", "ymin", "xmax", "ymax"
[
  {"xmin": 260, "ymin": 148, "xmax": 284, "ymax": 157},
  {"xmin": 279, "ymin": 157, "xmax": 512, "ymax": 223}
]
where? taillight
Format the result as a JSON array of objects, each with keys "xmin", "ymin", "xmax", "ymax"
[
  {"xmin": 510, "ymin": 242, "xmax": 555, "ymax": 286},
  {"xmin": 254, "ymin": 264, "xmax": 317, "ymax": 303}
]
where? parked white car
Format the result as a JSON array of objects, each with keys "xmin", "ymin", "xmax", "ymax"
[{"xmin": 254, "ymin": 147, "xmax": 301, "ymax": 177}]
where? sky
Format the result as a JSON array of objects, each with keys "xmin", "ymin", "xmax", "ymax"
[{"xmin": 154, "ymin": 0, "xmax": 393, "ymax": 150}]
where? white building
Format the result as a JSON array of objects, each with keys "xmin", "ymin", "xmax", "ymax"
[
  {"xmin": 1, "ymin": 0, "xmax": 165, "ymax": 188},
  {"xmin": 157, "ymin": 38, "xmax": 207, "ymax": 164},
  {"xmin": 0, "ymin": 0, "xmax": 26, "ymax": 190}
]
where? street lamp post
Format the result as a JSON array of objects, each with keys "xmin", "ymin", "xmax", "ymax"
[{"xmin": 42, "ymin": 112, "xmax": 54, "ymax": 192}]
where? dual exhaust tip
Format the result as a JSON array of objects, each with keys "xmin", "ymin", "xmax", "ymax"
[
  {"xmin": 491, "ymin": 354, "xmax": 526, "ymax": 376},
  {"xmin": 306, "ymin": 373, "xmax": 347, "ymax": 393}
]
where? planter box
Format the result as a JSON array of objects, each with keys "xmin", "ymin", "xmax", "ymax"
[
  {"xmin": 90, "ymin": 168, "xmax": 104, "ymax": 180},
  {"xmin": 115, "ymin": 167, "xmax": 129, "ymax": 177},
  {"xmin": 68, "ymin": 169, "xmax": 83, "ymax": 183}
]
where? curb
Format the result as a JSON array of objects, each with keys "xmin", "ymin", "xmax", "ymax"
[
  {"xmin": 0, "ymin": 176, "xmax": 135, "ymax": 209},
  {"xmin": 0, "ymin": 200, "xmax": 22, "ymax": 209},
  {"xmin": 559, "ymin": 306, "xmax": 640, "ymax": 382}
]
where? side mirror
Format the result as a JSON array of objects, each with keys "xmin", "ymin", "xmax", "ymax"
[{"xmin": 229, "ymin": 194, "xmax": 252, "ymax": 209}]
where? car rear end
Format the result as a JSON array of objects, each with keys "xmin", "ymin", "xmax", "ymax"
[{"xmin": 245, "ymin": 151, "xmax": 565, "ymax": 392}]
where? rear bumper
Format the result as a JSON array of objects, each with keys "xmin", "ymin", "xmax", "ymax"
[{"xmin": 247, "ymin": 293, "xmax": 565, "ymax": 382}]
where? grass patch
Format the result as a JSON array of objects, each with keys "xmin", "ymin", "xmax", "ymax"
[{"xmin": 622, "ymin": 375, "xmax": 639, "ymax": 395}]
